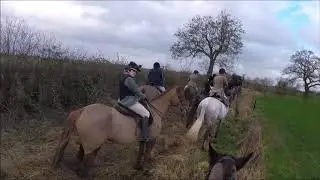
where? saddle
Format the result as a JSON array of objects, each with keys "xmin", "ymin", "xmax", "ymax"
[
  {"xmin": 147, "ymin": 82, "xmax": 163, "ymax": 93},
  {"xmin": 210, "ymin": 93, "xmax": 229, "ymax": 107},
  {"xmin": 114, "ymin": 102, "xmax": 154, "ymax": 126}
]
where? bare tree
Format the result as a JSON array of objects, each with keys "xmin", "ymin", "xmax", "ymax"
[
  {"xmin": 108, "ymin": 52, "xmax": 129, "ymax": 65},
  {"xmin": 0, "ymin": 15, "xmax": 93, "ymax": 61},
  {"xmin": 0, "ymin": 16, "xmax": 43, "ymax": 56},
  {"xmin": 282, "ymin": 49, "xmax": 320, "ymax": 96},
  {"xmin": 170, "ymin": 10, "xmax": 245, "ymax": 75}
]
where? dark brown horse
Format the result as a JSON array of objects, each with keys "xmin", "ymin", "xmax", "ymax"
[{"xmin": 205, "ymin": 143, "xmax": 254, "ymax": 180}]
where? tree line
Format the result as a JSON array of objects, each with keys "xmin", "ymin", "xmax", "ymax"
[{"xmin": 1, "ymin": 12, "xmax": 319, "ymax": 96}]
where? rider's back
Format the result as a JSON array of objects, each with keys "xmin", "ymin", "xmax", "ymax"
[
  {"xmin": 148, "ymin": 68, "xmax": 164, "ymax": 86},
  {"xmin": 213, "ymin": 75, "xmax": 227, "ymax": 89},
  {"xmin": 188, "ymin": 74, "xmax": 200, "ymax": 87}
]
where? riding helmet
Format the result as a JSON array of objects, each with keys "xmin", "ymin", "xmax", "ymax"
[{"xmin": 127, "ymin": 61, "xmax": 142, "ymax": 72}]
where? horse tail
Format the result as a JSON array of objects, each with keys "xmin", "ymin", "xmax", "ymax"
[
  {"xmin": 185, "ymin": 102, "xmax": 206, "ymax": 142},
  {"xmin": 51, "ymin": 107, "xmax": 84, "ymax": 168}
]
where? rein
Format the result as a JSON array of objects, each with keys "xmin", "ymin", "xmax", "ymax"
[{"xmin": 146, "ymin": 100, "xmax": 165, "ymax": 118}]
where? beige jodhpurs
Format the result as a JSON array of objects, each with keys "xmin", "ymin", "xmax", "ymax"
[{"xmin": 128, "ymin": 102, "xmax": 150, "ymax": 118}]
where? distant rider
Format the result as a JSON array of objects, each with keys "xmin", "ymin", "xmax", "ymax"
[
  {"xmin": 147, "ymin": 62, "xmax": 166, "ymax": 93},
  {"xmin": 209, "ymin": 68, "xmax": 228, "ymax": 105},
  {"xmin": 185, "ymin": 70, "xmax": 200, "ymax": 92}
]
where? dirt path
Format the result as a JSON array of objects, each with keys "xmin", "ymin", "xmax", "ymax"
[{"xmin": 1, "ymin": 88, "xmax": 263, "ymax": 180}]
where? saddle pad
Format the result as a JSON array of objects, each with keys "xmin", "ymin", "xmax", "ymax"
[{"xmin": 210, "ymin": 94, "xmax": 229, "ymax": 107}]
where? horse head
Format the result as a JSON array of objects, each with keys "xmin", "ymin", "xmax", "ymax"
[{"xmin": 206, "ymin": 143, "xmax": 254, "ymax": 180}]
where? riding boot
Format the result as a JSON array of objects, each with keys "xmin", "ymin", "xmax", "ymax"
[{"xmin": 140, "ymin": 117, "xmax": 151, "ymax": 142}]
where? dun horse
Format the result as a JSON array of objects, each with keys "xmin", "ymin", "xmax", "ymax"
[
  {"xmin": 51, "ymin": 85, "xmax": 185, "ymax": 177},
  {"xmin": 205, "ymin": 143, "xmax": 253, "ymax": 180}
]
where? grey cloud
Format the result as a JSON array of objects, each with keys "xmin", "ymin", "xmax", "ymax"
[
  {"xmin": 1, "ymin": 1, "xmax": 317, "ymax": 80},
  {"xmin": 72, "ymin": 1, "xmax": 297, "ymax": 56}
]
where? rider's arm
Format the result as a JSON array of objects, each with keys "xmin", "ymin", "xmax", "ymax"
[
  {"xmin": 223, "ymin": 76, "xmax": 228, "ymax": 87},
  {"xmin": 160, "ymin": 69, "xmax": 164, "ymax": 84},
  {"xmin": 147, "ymin": 70, "xmax": 152, "ymax": 82},
  {"xmin": 125, "ymin": 77, "xmax": 145, "ymax": 99}
]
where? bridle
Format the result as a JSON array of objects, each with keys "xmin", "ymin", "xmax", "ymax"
[{"xmin": 216, "ymin": 155, "xmax": 235, "ymax": 164}]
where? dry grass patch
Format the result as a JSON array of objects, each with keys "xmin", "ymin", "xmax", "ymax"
[{"xmin": 1, "ymin": 89, "xmax": 264, "ymax": 180}]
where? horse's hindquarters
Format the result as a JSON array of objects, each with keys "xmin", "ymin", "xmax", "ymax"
[
  {"xmin": 109, "ymin": 109, "xmax": 139, "ymax": 144},
  {"xmin": 76, "ymin": 104, "xmax": 113, "ymax": 154}
]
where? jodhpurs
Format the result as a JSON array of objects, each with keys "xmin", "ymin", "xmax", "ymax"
[{"xmin": 128, "ymin": 102, "xmax": 150, "ymax": 118}]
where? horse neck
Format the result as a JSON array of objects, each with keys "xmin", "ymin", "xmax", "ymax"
[{"xmin": 151, "ymin": 88, "xmax": 175, "ymax": 114}]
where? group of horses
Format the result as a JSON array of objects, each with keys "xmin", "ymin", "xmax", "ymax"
[{"xmin": 51, "ymin": 74, "xmax": 254, "ymax": 180}]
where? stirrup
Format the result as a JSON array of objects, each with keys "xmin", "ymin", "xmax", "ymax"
[{"xmin": 139, "ymin": 137, "xmax": 153, "ymax": 142}]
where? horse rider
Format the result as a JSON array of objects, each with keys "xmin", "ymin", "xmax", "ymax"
[
  {"xmin": 185, "ymin": 70, "xmax": 201, "ymax": 92},
  {"xmin": 147, "ymin": 62, "xmax": 166, "ymax": 93},
  {"xmin": 202, "ymin": 73, "xmax": 216, "ymax": 96},
  {"xmin": 118, "ymin": 61, "xmax": 152, "ymax": 142},
  {"xmin": 209, "ymin": 68, "xmax": 229, "ymax": 106}
]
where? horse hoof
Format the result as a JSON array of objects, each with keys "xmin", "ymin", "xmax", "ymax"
[
  {"xmin": 76, "ymin": 169, "xmax": 88, "ymax": 178},
  {"xmin": 145, "ymin": 156, "xmax": 155, "ymax": 162},
  {"xmin": 51, "ymin": 162, "xmax": 60, "ymax": 170},
  {"xmin": 133, "ymin": 163, "xmax": 143, "ymax": 170}
]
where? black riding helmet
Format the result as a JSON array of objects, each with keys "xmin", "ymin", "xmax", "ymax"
[
  {"xmin": 219, "ymin": 68, "xmax": 226, "ymax": 74},
  {"xmin": 153, "ymin": 62, "xmax": 160, "ymax": 69},
  {"xmin": 127, "ymin": 61, "xmax": 142, "ymax": 72},
  {"xmin": 193, "ymin": 70, "xmax": 199, "ymax": 74}
]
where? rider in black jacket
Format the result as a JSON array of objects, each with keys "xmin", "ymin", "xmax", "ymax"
[{"xmin": 147, "ymin": 62, "xmax": 166, "ymax": 92}]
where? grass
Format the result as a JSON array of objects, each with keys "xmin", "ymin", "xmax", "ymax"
[{"xmin": 257, "ymin": 95, "xmax": 320, "ymax": 179}]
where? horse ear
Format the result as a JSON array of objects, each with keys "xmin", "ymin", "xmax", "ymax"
[
  {"xmin": 208, "ymin": 143, "xmax": 220, "ymax": 166},
  {"xmin": 235, "ymin": 152, "xmax": 254, "ymax": 171}
]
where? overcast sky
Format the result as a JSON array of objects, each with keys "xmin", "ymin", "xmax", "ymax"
[{"xmin": 1, "ymin": 1, "xmax": 319, "ymax": 80}]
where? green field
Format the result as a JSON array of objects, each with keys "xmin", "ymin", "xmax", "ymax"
[{"xmin": 257, "ymin": 95, "xmax": 320, "ymax": 179}]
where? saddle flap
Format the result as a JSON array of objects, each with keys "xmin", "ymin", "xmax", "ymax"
[{"xmin": 115, "ymin": 103, "xmax": 142, "ymax": 120}]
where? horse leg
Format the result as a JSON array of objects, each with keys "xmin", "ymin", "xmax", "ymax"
[
  {"xmin": 76, "ymin": 144, "xmax": 84, "ymax": 161},
  {"xmin": 201, "ymin": 126, "xmax": 212, "ymax": 151},
  {"xmin": 144, "ymin": 138, "xmax": 156, "ymax": 162},
  {"xmin": 212, "ymin": 119, "xmax": 222, "ymax": 143},
  {"xmin": 235, "ymin": 95, "xmax": 240, "ymax": 120},
  {"xmin": 76, "ymin": 147, "xmax": 101, "ymax": 178},
  {"xmin": 186, "ymin": 99, "xmax": 198, "ymax": 128},
  {"xmin": 133, "ymin": 141, "xmax": 146, "ymax": 170}
]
